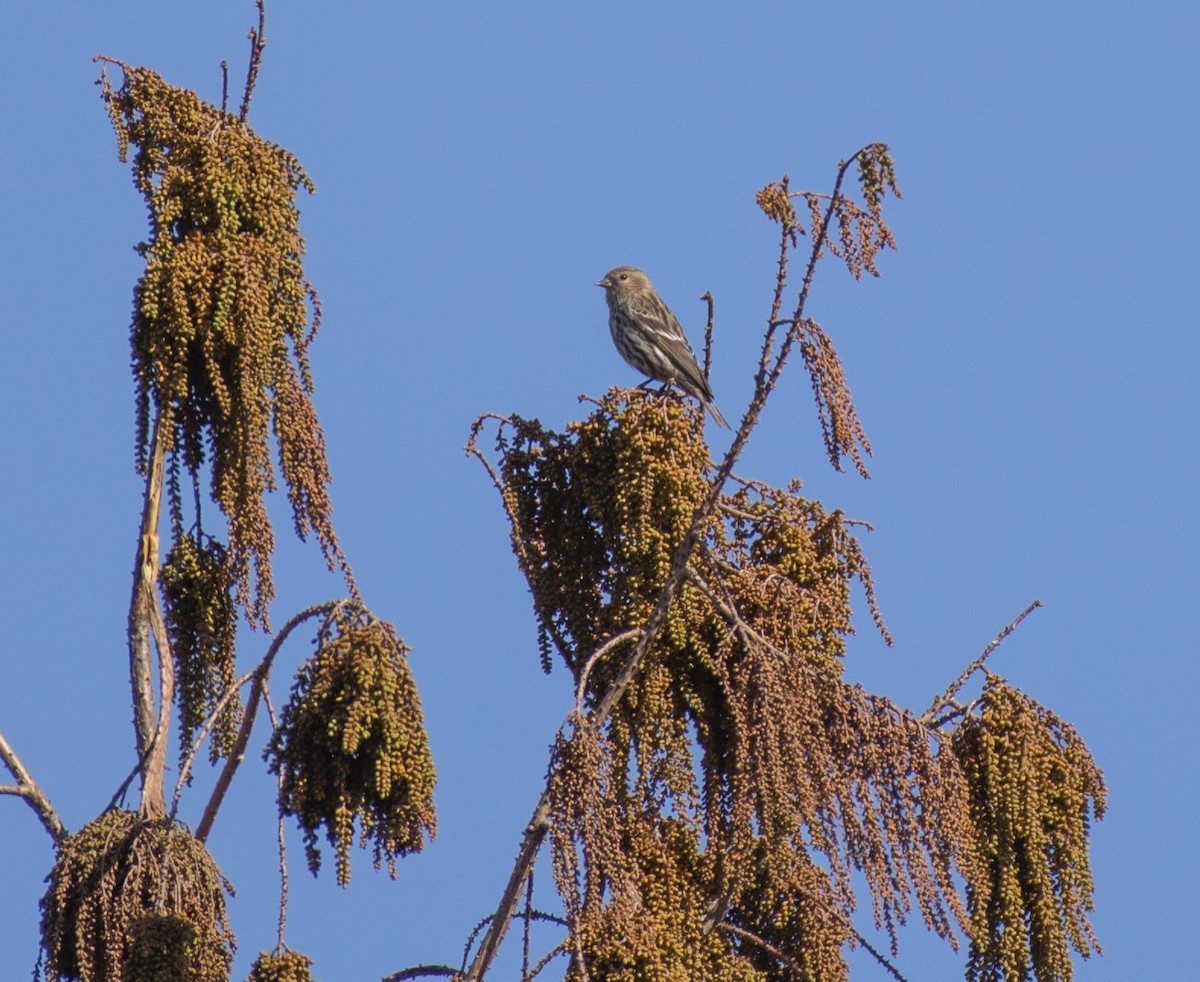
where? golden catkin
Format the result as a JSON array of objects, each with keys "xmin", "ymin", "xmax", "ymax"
[
  {"xmin": 40, "ymin": 810, "xmax": 234, "ymax": 982},
  {"xmin": 563, "ymin": 814, "xmax": 764, "ymax": 982},
  {"xmin": 482, "ymin": 391, "xmax": 983, "ymax": 977},
  {"xmin": 267, "ymin": 608, "xmax": 436, "ymax": 887},
  {"xmin": 99, "ymin": 63, "xmax": 354, "ymax": 629},
  {"xmin": 125, "ymin": 914, "xmax": 201, "ymax": 982},
  {"xmin": 953, "ymin": 676, "xmax": 1106, "ymax": 982},
  {"xmin": 160, "ymin": 531, "xmax": 241, "ymax": 767},
  {"xmin": 760, "ymin": 143, "xmax": 900, "ymax": 283},
  {"xmin": 464, "ymin": 149, "xmax": 1103, "ymax": 979},
  {"xmin": 246, "ymin": 950, "xmax": 318, "ymax": 982}
]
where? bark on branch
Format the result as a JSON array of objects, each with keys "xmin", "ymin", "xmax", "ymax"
[
  {"xmin": 128, "ymin": 409, "xmax": 170, "ymax": 817},
  {"xmin": 0, "ymin": 728, "xmax": 66, "ymax": 843}
]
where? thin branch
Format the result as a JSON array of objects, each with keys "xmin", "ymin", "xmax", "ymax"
[
  {"xmin": 456, "ymin": 908, "xmax": 568, "ymax": 980},
  {"xmin": 522, "ymin": 866, "xmax": 534, "ymax": 982},
  {"xmin": 757, "ymin": 196, "xmax": 795, "ymax": 384},
  {"xmin": 195, "ymin": 599, "xmax": 348, "ymax": 842},
  {"xmin": 220, "ymin": 60, "xmax": 230, "ymax": 115},
  {"xmin": 238, "ymin": 0, "xmax": 267, "ymax": 121},
  {"xmin": 170, "ymin": 668, "xmax": 258, "ymax": 814},
  {"xmin": 851, "ymin": 926, "xmax": 910, "ymax": 982},
  {"xmin": 927, "ymin": 695, "xmax": 987, "ymax": 732},
  {"xmin": 379, "ymin": 966, "xmax": 459, "ymax": 982},
  {"xmin": 919, "ymin": 599, "xmax": 1043, "ymax": 724},
  {"xmin": 0, "ymin": 729, "xmax": 66, "ymax": 842},
  {"xmin": 523, "ymin": 941, "xmax": 569, "ymax": 982},
  {"xmin": 261, "ymin": 681, "xmax": 290, "ymax": 952},
  {"xmin": 147, "ymin": 584, "xmax": 175, "ymax": 796},
  {"xmin": 683, "ymin": 567, "xmax": 807, "ymax": 675},
  {"xmin": 701, "ymin": 290, "xmax": 715, "ymax": 381},
  {"xmin": 107, "ymin": 759, "xmax": 143, "ymax": 812},
  {"xmin": 574, "ymin": 628, "xmax": 642, "ymax": 712},
  {"xmin": 761, "ymin": 155, "xmax": 862, "ymax": 409},
  {"xmin": 464, "ymin": 838, "xmax": 543, "ymax": 979},
  {"xmin": 719, "ymin": 923, "xmax": 816, "ymax": 982},
  {"xmin": 461, "ymin": 913, "xmax": 494, "ymax": 975}
]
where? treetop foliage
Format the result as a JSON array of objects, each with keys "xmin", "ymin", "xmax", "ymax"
[
  {"xmin": 0, "ymin": 14, "xmax": 1105, "ymax": 982},
  {"xmin": 475, "ymin": 392, "xmax": 980, "ymax": 980}
]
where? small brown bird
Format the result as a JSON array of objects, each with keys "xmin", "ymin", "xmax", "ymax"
[{"xmin": 596, "ymin": 266, "xmax": 729, "ymax": 428}]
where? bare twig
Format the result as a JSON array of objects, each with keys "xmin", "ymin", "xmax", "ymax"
[
  {"xmin": 170, "ymin": 668, "xmax": 257, "ymax": 815},
  {"xmin": 107, "ymin": 760, "xmax": 142, "ymax": 813},
  {"xmin": 523, "ymin": 941, "xmax": 570, "ymax": 982},
  {"xmin": 464, "ymin": 830, "xmax": 543, "ymax": 979},
  {"xmin": 919, "ymin": 599, "xmax": 1043, "ymax": 724},
  {"xmin": 719, "ymin": 923, "xmax": 816, "ymax": 982},
  {"xmin": 195, "ymin": 599, "xmax": 348, "ymax": 842},
  {"xmin": 574, "ymin": 628, "xmax": 642, "ymax": 712},
  {"xmin": 238, "ymin": 0, "xmax": 267, "ymax": 121},
  {"xmin": 521, "ymin": 870, "xmax": 535, "ymax": 982},
  {"xmin": 461, "ymin": 913, "xmax": 494, "ymax": 974},
  {"xmin": 261, "ymin": 682, "xmax": 290, "ymax": 951},
  {"xmin": 701, "ymin": 290, "xmax": 715, "ymax": 381},
  {"xmin": 0, "ymin": 729, "xmax": 66, "ymax": 842},
  {"xmin": 851, "ymin": 926, "xmax": 910, "ymax": 982},
  {"xmin": 379, "ymin": 966, "xmax": 459, "ymax": 982},
  {"xmin": 684, "ymin": 567, "xmax": 805, "ymax": 674}
]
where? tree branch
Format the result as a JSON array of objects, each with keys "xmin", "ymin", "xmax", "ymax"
[
  {"xmin": 718, "ymin": 923, "xmax": 816, "ymax": 982},
  {"xmin": 379, "ymin": 966, "xmax": 459, "ymax": 982},
  {"xmin": 524, "ymin": 941, "xmax": 569, "ymax": 982},
  {"xmin": 919, "ymin": 599, "xmax": 1043, "ymax": 724},
  {"xmin": 463, "ymin": 815, "xmax": 546, "ymax": 979},
  {"xmin": 128, "ymin": 407, "xmax": 170, "ymax": 817},
  {"xmin": 238, "ymin": 0, "xmax": 267, "ymax": 121},
  {"xmin": 0, "ymin": 728, "xmax": 66, "ymax": 843},
  {"xmin": 574, "ymin": 628, "xmax": 642, "ymax": 712},
  {"xmin": 170, "ymin": 667, "xmax": 258, "ymax": 816},
  {"xmin": 260, "ymin": 681, "xmax": 291, "ymax": 952},
  {"xmin": 701, "ymin": 290, "xmax": 715, "ymax": 381},
  {"xmin": 194, "ymin": 599, "xmax": 348, "ymax": 842},
  {"xmin": 850, "ymin": 928, "xmax": 910, "ymax": 982}
]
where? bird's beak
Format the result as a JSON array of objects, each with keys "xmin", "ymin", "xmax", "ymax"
[{"xmin": 596, "ymin": 278, "xmax": 609, "ymax": 288}]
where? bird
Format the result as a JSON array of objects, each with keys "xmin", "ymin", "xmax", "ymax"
[{"xmin": 595, "ymin": 265, "xmax": 729, "ymax": 428}]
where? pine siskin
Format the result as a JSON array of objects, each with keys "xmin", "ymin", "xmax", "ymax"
[{"xmin": 596, "ymin": 266, "xmax": 729, "ymax": 428}]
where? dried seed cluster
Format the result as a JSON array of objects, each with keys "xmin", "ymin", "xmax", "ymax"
[
  {"xmin": 485, "ymin": 392, "xmax": 987, "ymax": 977},
  {"xmin": 246, "ymin": 950, "xmax": 318, "ymax": 982},
  {"xmin": 954, "ymin": 677, "xmax": 1107, "ymax": 982},
  {"xmin": 267, "ymin": 608, "xmax": 436, "ymax": 887},
  {"xmin": 99, "ymin": 62, "xmax": 354, "ymax": 628},
  {"xmin": 40, "ymin": 810, "xmax": 234, "ymax": 982},
  {"xmin": 160, "ymin": 531, "xmax": 240, "ymax": 768},
  {"xmin": 757, "ymin": 143, "xmax": 901, "ymax": 281},
  {"xmin": 124, "ymin": 913, "xmax": 201, "ymax": 982}
]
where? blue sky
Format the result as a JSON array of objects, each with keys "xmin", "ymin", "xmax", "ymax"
[{"xmin": 2, "ymin": 1, "xmax": 1197, "ymax": 979}]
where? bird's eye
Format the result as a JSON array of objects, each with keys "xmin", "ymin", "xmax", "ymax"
[{"xmin": 618, "ymin": 273, "xmax": 627, "ymax": 281}]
